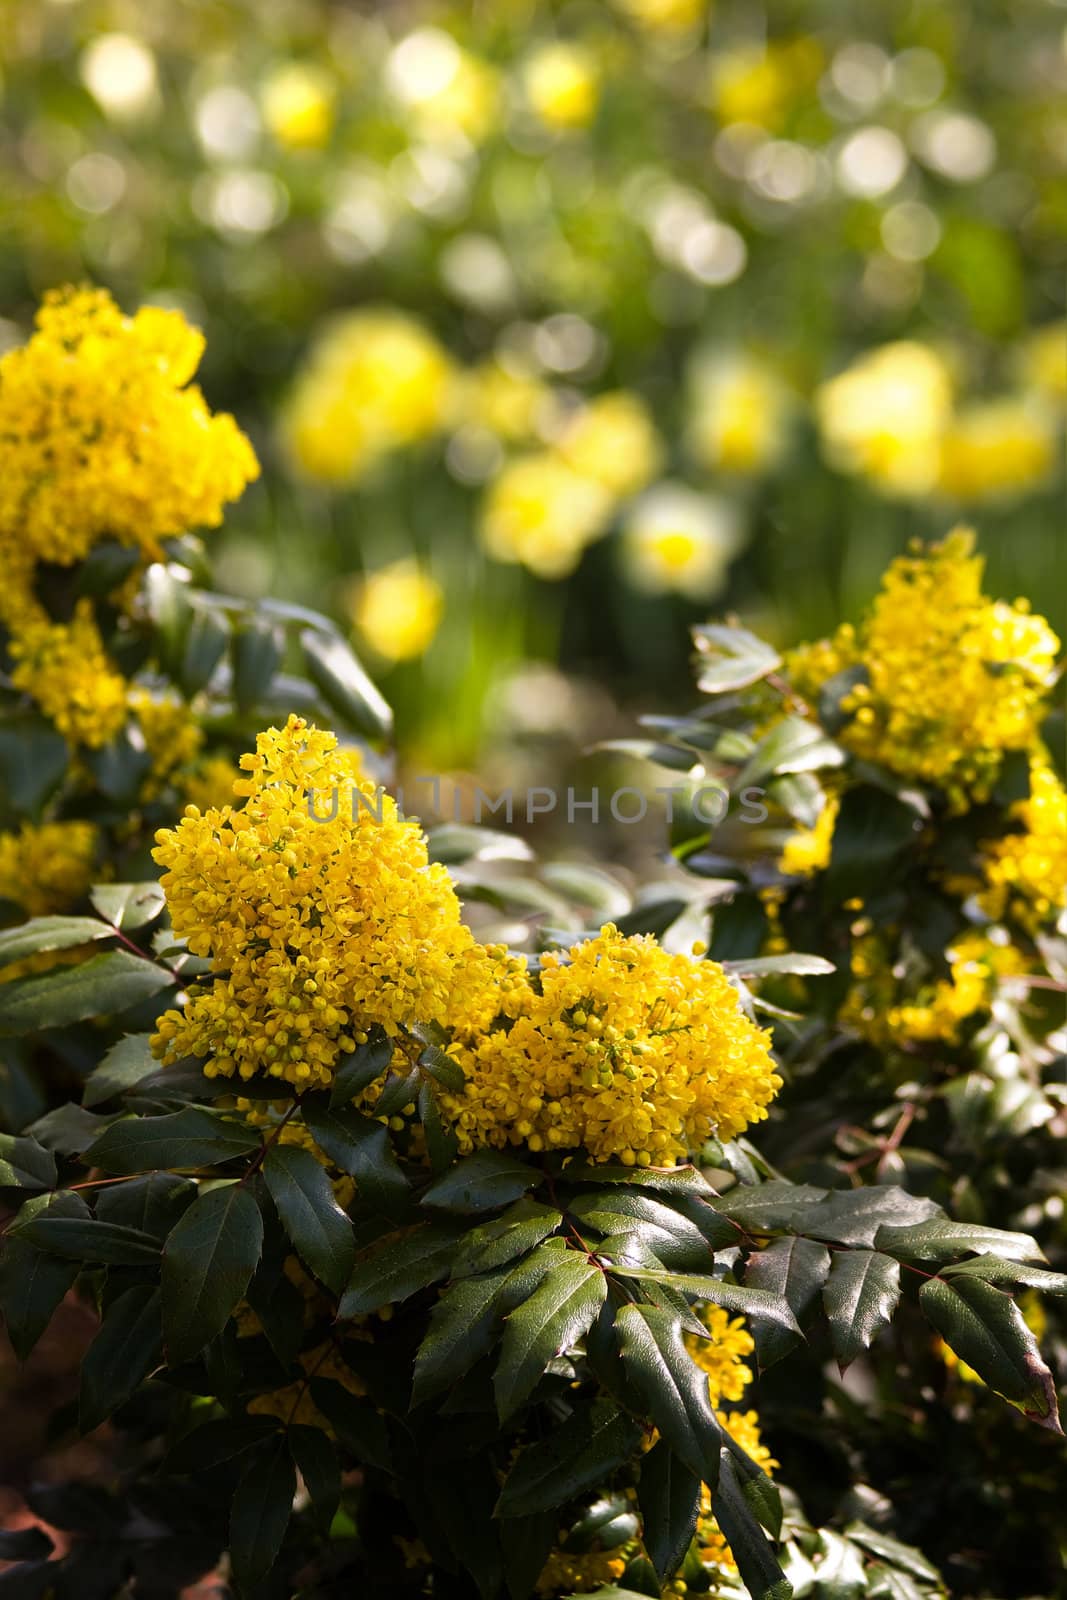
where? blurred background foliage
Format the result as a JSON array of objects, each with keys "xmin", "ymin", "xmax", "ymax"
[{"xmin": 0, "ymin": 0, "xmax": 1063, "ymax": 779}]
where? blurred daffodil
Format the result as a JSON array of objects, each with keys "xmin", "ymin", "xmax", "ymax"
[
  {"xmin": 522, "ymin": 43, "xmax": 600, "ymax": 130},
  {"xmin": 815, "ymin": 341, "xmax": 953, "ymax": 498},
  {"xmin": 350, "ymin": 560, "xmax": 444, "ymax": 662},
  {"xmin": 456, "ymin": 359, "xmax": 556, "ymax": 442},
  {"xmin": 708, "ymin": 39, "xmax": 821, "ymax": 130},
  {"xmin": 622, "ymin": 482, "xmax": 742, "ymax": 597},
  {"xmin": 939, "ymin": 399, "xmax": 1058, "ymax": 504},
  {"xmin": 481, "ymin": 452, "xmax": 611, "ymax": 578},
  {"xmin": 1016, "ymin": 322, "xmax": 1067, "ymax": 409},
  {"xmin": 556, "ymin": 391, "xmax": 663, "ymax": 498},
  {"xmin": 687, "ymin": 349, "xmax": 794, "ymax": 475},
  {"xmin": 261, "ymin": 63, "xmax": 336, "ymax": 150}
]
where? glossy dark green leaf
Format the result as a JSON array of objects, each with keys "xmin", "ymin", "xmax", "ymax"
[
  {"xmin": 561, "ymin": 1163, "xmax": 714, "ymax": 1197},
  {"xmin": 83, "ymin": 1034, "xmax": 158, "ymax": 1108},
  {"xmin": 717, "ymin": 1181, "xmax": 829, "ymax": 1233},
  {"xmin": 709, "ymin": 1451, "xmax": 792, "ymax": 1600},
  {"xmin": 86, "ymin": 1107, "xmax": 261, "ymax": 1173},
  {"xmin": 744, "ymin": 1235, "xmax": 831, "ymax": 1366},
  {"xmin": 302, "ymin": 1097, "xmax": 409, "ymax": 1213},
  {"xmin": 422, "ymin": 1148, "xmax": 541, "ymax": 1214},
  {"xmin": 822, "ymin": 1250, "xmax": 900, "ymax": 1369},
  {"xmin": 940, "ymin": 1254, "xmax": 1067, "ymax": 1293},
  {"xmin": 79, "ymin": 1285, "xmax": 162, "ymax": 1431},
  {"xmin": 452, "ymin": 1199, "xmax": 564, "ymax": 1278},
  {"xmin": 26, "ymin": 1102, "xmax": 114, "ymax": 1156},
  {"xmin": 874, "ymin": 1217, "xmax": 1044, "ymax": 1265},
  {"xmin": 497, "ymin": 1398, "xmax": 643, "ymax": 1518},
  {"xmin": 720, "ymin": 953, "xmax": 835, "ymax": 979},
  {"xmin": 919, "ymin": 1275, "xmax": 1062, "ymax": 1431},
  {"xmin": 720, "ymin": 1429, "xmax": 782, "ymax": 1539},
  {"xmin": 232, "ymin": 618, "xmax": 284, "ymax": 711},
  {"xmin": 178, "ymin": 606, "xmax": 229, "ymax": 696},
  {"xmin": 89, "ymin": 883, "xmax": 166, "ymax": 931},
  {"xmin": 738, "ymin": 715, "xmax": 844, "ymax": 787},
  {"xmin": 0, "ymin": 917, "xmax": 111, "ymax": 971},
  {"xmin": 495, "ymin": 1252, "xmax": 606, "ymax": 1419},
  {"xmin": 262, "ymin": 1143, "xmax": 354, "ymax": 1294},
  {"xmin": 301, "ymin": 627, "xmax": 393, "ymax": 742},
  {"xmin": 826, "ymin": 785, "xmax": 923, "ymax": 897},
  {"xmin": 95, "ymin": 1173, "xmax": 196, "ymax": 1239},
  {"xmin": 307, "ymin": 1378, "xmax": 392, "ymax": 1471},
  {"xmin": 569, "ymin": 1190, "xmax": 723, "ymax": 1271},
  {"xmin": 164, "ymin": 1416, "xmax": 280, "ymax": 1474},
  {"xmin": 417, "ymin": 1079, "xmax": 459, "ymax": 1175},
  {"xmin": 229, "ymin": 1434, "xmax": 295, "ymax": 1596},
  {"xmin": 0, "ymin": 1191, "xmax": 89, "ymax": 1359},
  {"xmin": 0, "ymin": 1133, "xmax": 56, "ymax": 1190},
  {"xmin": 412, "ymin": 1266, "xmax": 512, "ymax": 1404},
  {"xmin": 329, "ymin": 1028, "xmax": 393, "ymax": 1108},
  {"xmin": 605, "ymin": 1267, "xmax": 801, "ymax": 1335},
  {"xmin": 288, "ymin": 1424, "xmax": 341, "ymax": 1532},
  {"xmin": 801, "ymin": 1187, "xmax": 941, "ymax": 1248},
  {"xmin": 17, "ymin": 1216, "xmax": 159, "ymax": 1265},
  {"xmin": 161, "ymin": 1183, "xmax": 264, "ymax": 1365},
  {"xmin": 501, "ymin": 1509, "xmax": 557, "ymax": 1600},
  {"xmin": 0, "ymin": 949, "xmax": 173, "ymax": 1036},
  {"xmin": 638, "ymin": 1438, "xmax": 702, "ymax": 1582},
  {"xmin": 339, "ymin": 1221, "xmax": 462, "ymax": 1316},
  {"xmin": 615, "ymin": 1303, "xmax": 721, "ymax": 1485}
]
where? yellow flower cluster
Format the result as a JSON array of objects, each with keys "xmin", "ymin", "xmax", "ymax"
[
  {"xmin": 349, "ymin": 560, "xmax": 444, "ymax": 663},
  {"xmin": 443, "ymin": 926, "xmax": 780, "ymax": 1166},
  {"xmin": 0, "ymin": 819, "xmax": 98, "ymax": 916},
  {"xmin": 481, "ymin": 393, "xmax": 662, "ymax": 578},
  {"xmin": 0, "ymin": 285, "xmax": 257, "ymax": 628},
  {"xmin": 129, "ymin": 690, "xmax": 205, "ymax": 798},
  {"xmin": 536, "ymin": 1549, "xmax": 627, "ymax": 1597},
  {"xmin": 150, "ymin": 716, "xmax": 508, "ymax": 1091},
  {"xmin": 283, "ymin": 310, "xmax": 455, "ymax": 484},
  {"xmin": 841, "ymin": 929, "xmax": 1029, "ymax": 1048},
  {"xmin": 788, "ymin": 530, "xmax": 1061, "ymax": 807},
  {"xmin": 9, "ymin": 602, "xmax": 128, "ymax": 749},
  {"xmin": 778, "ymin": 794, "xmax": 839, "ymax": 878},
  {"xmin": 688, "ymin": 350, "xmax": 794, "ymax": 476},
  {"xmin": 979, "ymin": 759, "xmax": 1067, "ymax": 934},
  {"xmin": 939, "ymin": 400, "xmax": 1057, "ymax": 505}
]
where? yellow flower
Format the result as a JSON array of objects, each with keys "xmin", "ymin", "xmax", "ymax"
[
  {"xmin": 788, "ymin": 530, "xmax": 1061, "ymax": 807},
  {"xmin": 938, "ymin": 399, "xmax": 1058, "ymax": 504},
  {"xmin": 622, "ymin": 483, "xmax": 743, "ymax": 598},
  {"xmin": 536, "ymin": 1548, "xmax": 627, "ymax": 1596},
  {"xmin": 610, "ymin": 0, "xmax": 707, "ymax": 31},
  {"xmin": 686, "ymin": 1304, "xmax": 755, "ymax": 1408},
  {"xmin": 261, "ymin": 63, "xmax": 336, "ymax": 150},
  {"xmin": 815, "ymin": 342, "xmax": 953, "ymax": 499},
  {"xmin": 283, "ymin": 310, "xmax": 455, "ymax": 484},
  {"xmin": 181, "ymin": 753, "xmax": 241, "ymax": 816},
  {"xmin": 841, "ymin": 929, "xmax": 1029, "ymax": 1047},
  {"xmin": 557, "ymin": 392, "xmax": 663, "ymax": 500},
  {"xmin": 129, "ymin": 689, "xmax": 204, "ymax": 799},
  {"xmin": 0, "ymin": 820, "xmax": 98, "ymax": 916},
  {"xmin": 9, "ymin": 602, "xmax": 128, "ymax": 749},
  {"xmin": 387, "ymin": 30, "xmax": 500, "ymax": 145},
  {"xmin": 1017, "ymin": 322, "xmax": 1067, "ymax": 408},
  {"xmin": 979, "ymin": 758, "xmax": 1067, "ymax": 933},
  {"xmin": 480, "ymin": 452, "xmax": 612, "ymax": 578},
  {"xmin": 350, "ymin": 560, "xmax": 444, "ymax": 663},
  {"xmin": 688, "ymin": 350, "xmax": 794, "ymax": 475},
  {"xmin": 708, "ymin": 39, "xmax": 822, "ymax": 131},
  {"xmin": 150, "ymin": 716, "xmax": 510, "ymax": 1093},
  {"xmin": 523, "ymin": 43, "xmax": 600, "ymax": 131},
  {"xmin": 779, "ymin": 795, "xmax": 839, "ymax": 878},
  {"xmin": 0, "ymin": 286, "xmax": 258, "ymax": 606},
  {"xmin": 443, "ymin": 924, "xmax": 780, "ymax": 1166},
  {"xmin": 455, "ymin": 359, "xmax": 555, "ymax": 443}
]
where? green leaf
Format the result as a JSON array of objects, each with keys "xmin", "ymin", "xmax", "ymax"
[
  {"xmin": 165, "ymin": 1416, "xmax": 280, "ymax": 1475},
  {"xmin": 95, "ymin": 1173, "xmax": 196, "ymax": 1239},
  {"xmin": 744, "ymin": 1236, "xmax": 830, "ymax": 1367},
  {"xmin": 721, "ymin": 1429, "xmax": 782, "ymax": 1539},
  {"xmin": 0, "ymin": 1133, "xmax": 56, "ymax": 1190},
  {"xmin": 26, "ymin": 1103, "xmax": 114, "ymax": 1156},
  {"xmin": 86, "ymin": 1107, "xmax": 261, "ymax": 1173},
  {"xmin": 874, "ymin": 1218, "xmax": 1044, "ymax": 1265},
  {"xmin": 637, "ymin": 1439, "xmax": 702, "ymax": 1582},
  {"xmin": 801, "ymin": 1187, "xmax": 941, "ymax": 1248},
  {"xmin": 262, "ymin": 1144, "xmax": 354, "ymax": 1295},
  {"xmin": 79, "ymin": 1285, "xmax": 162, "ymax": 1431},
  {"xmin": 301, "ymin": 1097, "xmax": 409, "ymax": 1214},
  {"xmin": 301, "ymin": 627, "xmax": 393, "ymax": 742},
  {"xmin": 232, "ymin": 617, "xmax": 284, "ymax": 712},
  {"xmin": 307, "ymin": 1378, "xmax": 392, "ymax": 1471},
  {"xmin": 940, "ymin": 1255, "xmax": 1067, "ymax": 1294},
  {"xmin": 561, "ymin": 1163, "xmax": 714, "ymax": 1198},
  {"xmin": 738, "ymin": 715, "xmax": 844, "ymax": 788},
  {"xmin": 0, "ymin": 917, "xmax": 111, "ymax": 971},
  {"xmin": 0, "ymin": 949, "xmax": 173, "ymax": 1036},
  {"xmin": 497, "ymin": 1398, "xmax": 644, "ymax": 1518},
  {"xmin": 502, "ymin": 1508, "xmax": 557, "ymax": 1600},
  {"xmin": 89, "ymin": 883, "xmax": 166, "ymax": 931},
  {"xmin": 844, "ymin": 1524, "xmax": 941, "ymax": 1584},
  {"xmin": 604, "ymin": 1268, "xmax": 801, "ymax": 1335},
  {"xmin": 0, "ymin": 719, "xmax": 68, "ymax": 814},
  {"xmin": 0, "ymin": 1191, "xmax": 89, "ymax": 1358},
  {"xmin": 717, "ymin": 1181, "xmax": 829, "ymax": 1232},
  {"xmin": 569, "ymin": 1190, "xmax": 726, "ymax": 1270},
  {"xmin": 339, "ymin": 1221, "xmax": 462, "ymax": 1316},
  {"xmin": 822, "ymin": 1250, "xmax": 900, "ymax": 1369},
  {"xmin": 412, "ymin": 1266, "xmax": 514, "ymax": 1404},
  {"xmin": 826, "ymin": 786, "xmax": 922, "ymax": 897},
  {"xmin": 693, "ymin": 624, "xmax": 781, "ymax": 693},
  {"xmin": 614, "ymin": 1303, "xmax": 721, "ymax": 1485},
  {"xmin": 452, "ymin": 1198, "xmax": 563, "ymax": 1278},
  {"xmin": 416, "ymin": 1039, "xmax": 467, "ymax": 1092},
  {"xmin": 162, "ymin": 1184, "xmax": 264, "ymax": 1365},
  {"xmin": 329, "ymin": 1028, "xmax": 393, "ymax": 1108},
  {"xmin": 720, "ymin": 953, "xmax": 835, "ymax": 979},
  {"xmin": 422, "ymin": 1149, "xmax": 542, "ymax": 1214},
  {"xmin": 495, "ymin": 1252, "xmax": 607, "ymax": 1419},
  {"xmin": 83, "ymin": 1034, "xmax": 158, "ymax": 1107},
  {"xmin": 919, "ymin": 1275, "xmax": 1062, "ymax": 1431},
  {"xmin": 288, "ymin": 1424, "xmax": 341, "ymax": 1532},
  {"xmin": 16, "ymin": 1216, "xmax": 160, "ymax": 1265},
  {"xmin": 179, "ymin": 606, "xmax": 229, "ymax": 696},
  {"xmin": 710, "ymin": 1452, "xmax": 792, "ymax": 1600},
  {"xmin": 229, "ymin": 1434, "xmax": 295, "ymax": 1596}
]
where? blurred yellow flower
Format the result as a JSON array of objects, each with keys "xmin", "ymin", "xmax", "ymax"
[
  {"xmin": 456, "ymin": 358, "xmax": 555, "ymax": 442},
  {"xmin": 1017, "ymin": 322, "xmax": 1067, "ymax": 407},
  {"xmin": 283, "ymin": 309, "xmax": 455, "ymax": 484},
  {"xmin": 815, "ymin": 341, "xmax": 953, "ymax": 498},
  {"xmin": 0, "ymin": 820, "xmax": 98, "ymax": 916},
  {"xmin": 938, "ymin": 398, "xmax": 1058, "ymax": 504},
  {"xmin": 387, "ymin": 30, "xmax": 500, "ymax": 145},
  {"xmin": 708, "ymin": 39, "xmax": 821, "ymax": 130},
  {"xmin": 9, "ymin": 601, "xmax": 128, "ymax": 749},
  {"xmin": 611, "ymin": 0, "xmax": 707, "ymax": 31},
  {"xmin": 688, "ymin": 349, "xmax": 794, "ymax": 474},
  {"xmin": 979, "ymin": 758, "xmax": 1067, "ymax": 933},
  {"xmin": 261, "ymin": 63, "xmax": 336, "ymax": 150},
  {"xmin": 481, "ymin": 452, "xmax": 611, "ymax": 578},
  {"xmin": 779, "ymin": 794, "xmax": 839, "ymax": 877},
  {"xmin": 350, "ymin": 560, "xmax": 444, "ymax": 662},
  {"xmin": 557, "ymin": 391, "xmax": 663, "ymax": 498},
  {"xmin": 622, "ymin": 483, "xmax": 742, "ymax": 598},
  {"xmin": 522, "ymin": 42, "xmax": 600, "ymax": 130}
]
